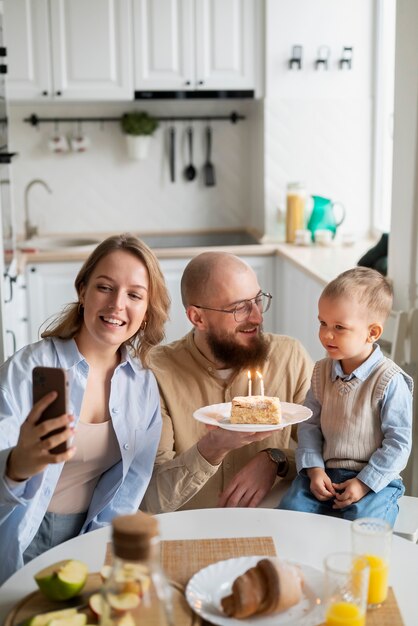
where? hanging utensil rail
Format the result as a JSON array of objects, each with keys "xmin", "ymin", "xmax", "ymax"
[{"xmin": 23, "ymin": 111, "xmax": 245, "ymax": 127}]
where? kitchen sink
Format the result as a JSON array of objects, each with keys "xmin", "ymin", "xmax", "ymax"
[
  {"xmin": 18, "ymin": 236, "xmax": 102, "ymax": 252},
  {"xmin": 139, "ymin": 231, "xmax": 261, "ymax": 248}
]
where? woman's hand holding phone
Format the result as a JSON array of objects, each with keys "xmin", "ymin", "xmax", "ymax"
[{"xmin": 6, "ymin": 392, "xmax": 76, "ymax": 482}]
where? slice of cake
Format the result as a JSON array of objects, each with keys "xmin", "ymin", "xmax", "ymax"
[{"xmin": 230, "ymin": 396, "xmax": 281, "ymax": 425}]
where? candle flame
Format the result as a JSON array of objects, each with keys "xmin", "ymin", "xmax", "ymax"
[
  {"xmin": 247, "ymin": 370, "xmax": 252, "ymax": 380},
  {"xmin": 256, "ymin": 370, "xmax": 263, "ymax": 380}
]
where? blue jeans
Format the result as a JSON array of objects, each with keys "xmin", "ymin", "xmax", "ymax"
[
  {"xmin": 23, "ymin": 511, "xmax": 87, "ymax": 564},
  {"xmin": 278, "ymin": 468, "xmax": 404, "ymax": 527}
]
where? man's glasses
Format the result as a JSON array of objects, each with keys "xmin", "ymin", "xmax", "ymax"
[{"xmin": 191, "ymin": 292, "xmax": 273, "ymax": 323}]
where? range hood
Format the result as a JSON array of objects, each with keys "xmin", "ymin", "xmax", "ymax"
[{"xmin": 134, "ymin": 90, "xmax": 255, "ymax": 100}]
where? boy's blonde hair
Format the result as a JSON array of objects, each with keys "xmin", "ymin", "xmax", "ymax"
[{"xmin": 321, "ymin": 267, "xmax": 393, "ymax": 322}]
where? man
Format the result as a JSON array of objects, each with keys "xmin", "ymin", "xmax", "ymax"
[{"xmin": 142, "ymin": 252, "xmax": 312, "ymax": 512}]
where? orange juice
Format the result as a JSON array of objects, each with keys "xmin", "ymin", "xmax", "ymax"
[
  {"xmin": 365, "ymin": 554, "xmax": 389, "ymax": 604},
  {"xmin": 325, "ymin": 601, "xmax": 365, "ymax": 626}
]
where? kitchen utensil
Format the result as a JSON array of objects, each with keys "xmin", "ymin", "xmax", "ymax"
[
  {"xmin": 307, "ymin": 195, "xmax": 345, "ymax": 241},
  {"xmin": 203, "ymin": 126, "xmax": 216, "ymax": 186},
  {"xmin": 169, "ymin": 126, "xmax": 175, "ymax": 182},
  {"xmin": 184, "ymin": 127, "xmax": 196, "ymax": 181}
]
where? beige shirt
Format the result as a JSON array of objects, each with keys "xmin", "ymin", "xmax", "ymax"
[
  {"xmin": 142, "ymin": 331, "xmax": 313, "ymax": 513},
  {"xmin": 48, "ymin": 420, "xmax": 121, "ymax": 514}
]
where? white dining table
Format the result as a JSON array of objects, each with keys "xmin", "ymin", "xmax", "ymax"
[{"xmin": 0, "ymin": 508, "xmax": 417, "ymax": 625}]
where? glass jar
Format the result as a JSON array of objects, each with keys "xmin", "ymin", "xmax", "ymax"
[
  {"xmin": 286, "ymin": 182, "xmax": 307, "ymax": 243},
  {"xmin": 100, "ymin": 512, "xmax": 173, "ymax": 626}
]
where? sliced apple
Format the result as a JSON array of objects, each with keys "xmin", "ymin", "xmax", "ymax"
[
  {"xmin": 47, "ymin": 614, "xmax": 87, "ymax": 626},
  {"xmin": 88, "ymin": 593, "xmax": 103, "ymax": 617},
  {"xmin": 24, "ymin": 608, "xmax": 78, "ymax": 626},
  {"xmin": 35, "ymin": 560, "xmax": 89, "ymax": 601},
  {"xmin": 108, "ymin": 592, "xmax": 140, "ymax": 612},
  {"xmin": 117, "ymin": 613, "xmax": 136, "ymax": 626}
]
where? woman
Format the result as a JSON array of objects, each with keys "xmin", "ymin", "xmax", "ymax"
[{"xmin": 0, "ymin": 233, "xmax": 170, "ymax": 584}]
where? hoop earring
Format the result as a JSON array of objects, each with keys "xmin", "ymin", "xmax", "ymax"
[{"xmin": 139, "ymin": 320, "xmax": 147, "ymax": 337}]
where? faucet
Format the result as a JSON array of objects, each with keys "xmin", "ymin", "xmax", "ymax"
[{"xmin": 24, "ymin": 179, "xmax": 53, "ymax": 240}]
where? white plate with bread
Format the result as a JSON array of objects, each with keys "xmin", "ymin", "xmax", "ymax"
[
  {"xmin": 193, "ymin": 401, "xmax": 312, "ymax": 432},
  {"xmin": 185, "ymin": 556, "xmax": 323, "ymax": 625}
]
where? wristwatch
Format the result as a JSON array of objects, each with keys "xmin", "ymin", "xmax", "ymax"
[{"xmin": 263, "ymin": 448, "xmax": 289, "ymax": 477}]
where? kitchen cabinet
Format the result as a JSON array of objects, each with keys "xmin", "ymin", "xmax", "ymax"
[
  {"xmin": 3, "ymin": 274, "xmax": 29, "ymax": 359},
  {"xmin": 133, "ymin": 0, "xmax": 257, "ymax": 92},
  {"xmin": 24, "ymin": 254, "xmax": 275, "ymax": 346},
  {"xmin": 5, "ymin": 0, "xmax": 133, "ymax": 101},
  {"xmin": 275, "ymin": 257, "xmax": 324, "ymax": 362}
]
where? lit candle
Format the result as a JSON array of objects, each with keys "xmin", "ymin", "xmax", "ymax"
[
  {"xmin": 256, "ymin": 371, "xmax": 264, "ymax": 396},
  {"xmin": 247, "ymin": 370, "xmax": 252, "ymax": 396}
]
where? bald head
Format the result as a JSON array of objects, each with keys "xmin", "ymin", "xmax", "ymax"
[{"xmin": 181, "ymin": 252, "xmax": 254, "ymax": 307}]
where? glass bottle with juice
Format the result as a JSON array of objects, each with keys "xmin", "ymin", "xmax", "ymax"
[{"xmin": 286, "ymin": 182, "xmax": 307, "ymax": 243}]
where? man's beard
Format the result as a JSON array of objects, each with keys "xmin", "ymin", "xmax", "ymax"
[{"xmin": 206, "ymin": 325, "xmax": 269, "ymax": 370}]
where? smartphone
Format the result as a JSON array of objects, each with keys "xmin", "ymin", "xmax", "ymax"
[{"xmin": 32, "ymin": 366, "xmax": 69, "ymax": 454}]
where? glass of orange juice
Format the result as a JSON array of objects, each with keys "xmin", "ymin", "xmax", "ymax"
[
  {"xmin": 351, "ymin": 517, "xmax": 392, "ymax": 609},
  {"xmin": 324, "ymin": 552, "xmax": 369, "ymax": 626}
]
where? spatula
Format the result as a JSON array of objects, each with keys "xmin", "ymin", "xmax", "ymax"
[
  {"xmin": 169, "ymin": 125, "xmax": 175, "ymax": 183},
  {"xmin": 203, "ymin": 125, "xmax": 216, "ymax": 187}
]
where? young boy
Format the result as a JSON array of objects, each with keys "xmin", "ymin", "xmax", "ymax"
[{"xmin": 279, "ymin": 267, "xmax": 413, "ymax": 525}]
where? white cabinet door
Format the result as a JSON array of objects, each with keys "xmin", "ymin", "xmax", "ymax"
[
  {"xmin": 25, "ymin": 262, "xmax": 80, "ymax": 343},
  {"xmin": 3, "ymin": 274, "xmax": 29, "ymax": 359},
  {"xmin": 133, "ymin": 0, "xmax": 256, "ymax": 92},
  {"xmin": 275, "ymin": 257, "xmax": 324, "ymax": 362},
  {"xmin": 4, "ymin": 0, "xmax": 52, "ymax": 100},
  {"xmin": 49, "ymin": 0, "xmax": 133, "ymax": 100},
  {"xmin": 5, "ymin": 0, "xmax": 133, "ymax": 101},
  {"xmin": 195, "ymin": 0, "xmax": 255, "ymax": 91},
  {"xmin": 240, "ymin": 255, "xmax": 275, "ymax": 333},
  {"xmin": 159, "ymin": 258, "xmax": 192, "ymax": 343},
  {"xmin": 133, "ymin": 0, "xmax": 194, "ymax": 91}
]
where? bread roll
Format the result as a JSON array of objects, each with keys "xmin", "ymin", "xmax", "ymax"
[{"xmin": 221, "ymin": 558, "xmax": 303, "ymax": 618}]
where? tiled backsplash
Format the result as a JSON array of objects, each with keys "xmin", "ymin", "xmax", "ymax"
[{"xmin": 9, "ymin": 96, "xmax": 372, "ymax": 240}]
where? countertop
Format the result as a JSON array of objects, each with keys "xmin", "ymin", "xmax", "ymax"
[{"xmin": 16, "ymin": 231, "xmax": 376, "ymax": 286}]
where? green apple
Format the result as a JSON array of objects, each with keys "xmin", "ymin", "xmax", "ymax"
[
  {"xmin": 47, "ymin": 615, "xmax": 87, "ymax": 626},
  {"xmin": 24, "ymin": 608, "xmax": 78, "ymax": 626},
  {"xmin": 34, "ymin": 560, "xmax": 89, "ymax": 601}
]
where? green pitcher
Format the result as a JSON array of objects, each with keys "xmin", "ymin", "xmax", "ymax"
[{"xmin": 307, "ymin": 195, "xmax": 346, "ymax": 241}]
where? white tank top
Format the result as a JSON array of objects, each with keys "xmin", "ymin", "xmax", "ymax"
[{"xmin": 48, "ymin": 420, "xmax": 121, "ymax": 514}]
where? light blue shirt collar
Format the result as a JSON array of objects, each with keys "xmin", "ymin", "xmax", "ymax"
[
  {"xmin": 331, "ymin": 343, "xmax": 383, "ymax": 382},
  {"xmin": 51, "ymin": 337, "xmax": 143, "ymax": 375}
]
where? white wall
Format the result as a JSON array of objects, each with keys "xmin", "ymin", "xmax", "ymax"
[{"xmin": 263, "ymin": 0, "xmax": 374, "ymax": 241}]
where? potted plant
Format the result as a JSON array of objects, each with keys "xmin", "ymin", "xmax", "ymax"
[{"xmin": 120, "ymin": 111, "xmax": 159, "ymax": 160}]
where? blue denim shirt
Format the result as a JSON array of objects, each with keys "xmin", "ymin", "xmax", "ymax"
[
  {"xmin": 0, "ymin": 337, "xmax": 162, "ymax": 585},
  {"xmin": 296, "ymin": 345, "xmax": 413, "ymax": 493}
]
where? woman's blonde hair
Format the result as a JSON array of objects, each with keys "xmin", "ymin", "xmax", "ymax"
[
  {"xmin": 321, "ymin": 267, "xmax": 393, "ymax": 322},
  {"xmin": 41, "ymin": 233, "xmax": 170, "ymax": 365}
]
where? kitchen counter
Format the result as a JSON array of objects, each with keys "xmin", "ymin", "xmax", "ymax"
[{"xmin": 17, "ymin": 231, "xmax": 376, "ymax": 286}]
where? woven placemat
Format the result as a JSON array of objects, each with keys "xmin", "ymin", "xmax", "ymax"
[
  {"xmin": 106, "ymin": 538, "xmax": 404, "ymax": 625},
  {"xmin": 161, "ymin": 536, "xmax": 276, "ymax": 588}
]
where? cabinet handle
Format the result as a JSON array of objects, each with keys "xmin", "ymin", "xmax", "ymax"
[
  {"xmin": 184, "ymin": 80, "xmax": 191, "ymax": 86},
  {"xmin": 6, "ymin": 329, "xmax": 16, "ymax": 355},
  {"xmin": 56, "ymin": 90, "xmax": 62, "ymax": 96},
  {"xmin": 42, "ymin": 90, "xmax": 48, "ymax": 96},
  {"xmin": 197, "ymin": 80, "xmax": 204, "ymax": 86},
  {"xmin": 0, "ymin": 47, "xmax": 7, "ymax": 57},
  {"xmin": 0, "ymin": 65, "xmax": 7, "ymax": 75}
]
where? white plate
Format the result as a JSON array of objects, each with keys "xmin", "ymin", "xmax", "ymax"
[
  {"xmin": 193, "ymin": 402, "xmax": 312, "ymax": 432},
  {"xmin": 185, "ymin": 556, "xmax": 324, "ymax": 626}
]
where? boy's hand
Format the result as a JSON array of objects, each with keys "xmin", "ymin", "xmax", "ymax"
[
  {"xmin": 307, "ymin": 467, "xmax": 336, "ymax": 500},
  {"xmin": 332, "ymin": 477, "xmax": 370, "ymax": 509}
]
